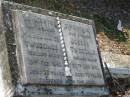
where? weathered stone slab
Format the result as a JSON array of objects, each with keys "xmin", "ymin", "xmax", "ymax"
[
  {"xmin": 0, "ymin": 2, "xmax": 109, "ymax": 97},
  {"xmin": 61, "ymin": 19, "xmax": 104, "ymax": 85},
  {"xmin": 14, "ymin": 11, "xmax": 65, "ymax": 84},
  {"xmin": 13, "ymin": 10, "xmax": 105, "ymax": 86},
  {"xmin": 101, "ymin": 52, "xmax": 130, "ymax": 68},
  {"xmin": 17, "ymin": 85, "xmax": 109, "ymax": 96}
]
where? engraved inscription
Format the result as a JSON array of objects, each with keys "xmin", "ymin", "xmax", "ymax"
[
  {"xmin": 15, "ymin": 10, "xmax": 104, "ymax": 85},
  {"xmin": 16, "ymin": 11, "xmax": 65, "ymax": 84},
  {"xmin": 61, "ymin": 19, "xmax": 104, "ymax": 85}
]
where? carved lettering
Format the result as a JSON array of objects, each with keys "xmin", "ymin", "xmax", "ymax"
[
  {"xmin": 16, "ymin": 11, "xmax": 65, "ymax": 84},
  {"xmin": 61, "ymin": 19, "xmax": 104, "ymax": 85}
]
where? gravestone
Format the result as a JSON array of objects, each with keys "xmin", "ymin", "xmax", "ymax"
[
  {"xmin": 0, "ymin": 1, "xmax": 109, "ymax": 96},
  {"xmin": 13, "ymin": 10, "xmax": 104, "ymax": 85},
  {"xmin": 14, "ymin": 11, "xmax": 65, "ymax": 84},
  {"xmin": 61, "ymin": 19, "xmax": 104, "ymax": 85}
]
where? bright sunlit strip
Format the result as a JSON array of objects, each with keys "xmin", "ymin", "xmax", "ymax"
[{"xmin": 0, "ymin": 67, "xmax": 5, "ymax": 97}]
